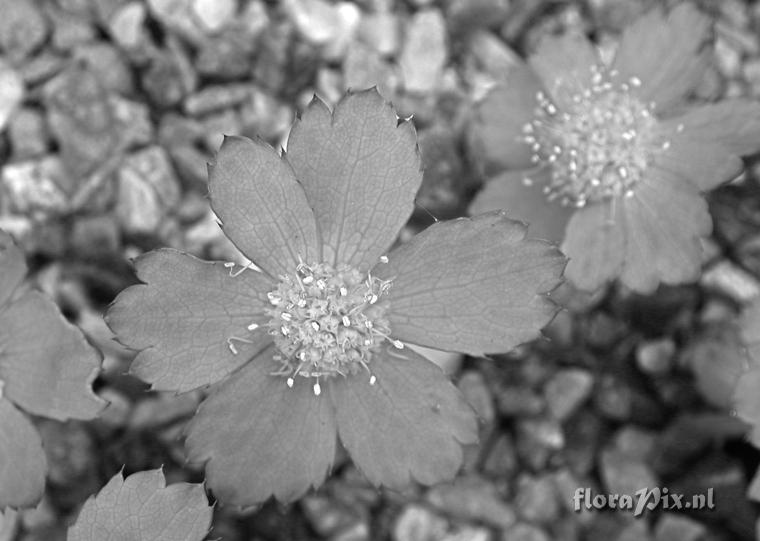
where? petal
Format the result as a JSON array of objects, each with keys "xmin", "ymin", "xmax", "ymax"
[
  {"xmin": 612, "ymin": 3, "xmax": 711, "ymax": 113},
  {"xmin": 528, "ymin": 32, "xmax": 600, "ymax": 110},
  {"xmin": 468, "ymin": 65, "xmax": 544, "ymax": 172},
  {"xmin": 185, "ymin": 349, "xmax": 337, "ymax": 506},
  {"xmin": 0, "ymin": 397, "xmax": 46, "ymax": 509},
  {"xmin": 67, "ymin": 470, "xmax": 212, "ymax": 541},
  {"xmin": 469, "ymin": 168, "xmax": 574, "ymax": 242},
  {"xmin": 106, "ymin": 249, "xmax": 274, "ymax": 393},
  {"xmin": 375, "ymin": 212, "xmax": 565, "ymax": 356},
  {"xmin": 0, "ymin": 230, "xmax": 25, "ymax": 308},
  {"xmin": 329, "ymin": 343, "xmax": 477, "ymax": 488},
  {"xmin": 209, "ymin": 135, "xmax": 321, "ymax": 278},
  {"xmin": 285, "ymin": 89, "xmax": 422, "ymax": 271},
  {"xmin": 618, "ymin": 168, "xmax": 711, "ymax": 292},
  {"xmin": 562, "ymin": 201, "xmax": 625, "ymax": 291},
  {"xmin": 654, "ymin": 101, "xmax": 760, "ymax": 191},
  {"xmin": 0, "ymin": 291, "xmax": 104, "ymax": 421}
]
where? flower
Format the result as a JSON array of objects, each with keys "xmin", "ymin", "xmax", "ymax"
[
  {"xmin": 0, "ymin": 230, "xmax": 104, "ymax": 508},
  {"xmin": 106, "ymin": 89, "xmax": 565, "ymax": 506},
  {"xmin": 468, "ymin": 3, "xmax": 760, "ymax": 293}
]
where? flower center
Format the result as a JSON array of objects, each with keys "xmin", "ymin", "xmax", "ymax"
[
  {"xmin": 522, "ymin": 66, "xmax": 664, "ymax": 207},
  {"xmin": 264, "ymin": 260, "xmax": 397, "ymax": 394}
]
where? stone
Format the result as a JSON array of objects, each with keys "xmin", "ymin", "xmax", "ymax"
[
  {"xmin": 543, "ymin": 368, "xmax": 593, "ymax": 421},
  {"xmin": 483, "ymin": 433, "xmax": 518, "ymax": 478},
  {"xmin": 560, "ymin": 410, "xmax": 602, "ymax": 476},
  {"xmin": 343, "ymin": 42, "xmax": 398, "ymax": 98},
  {"xmin": 122, "ymin": 146, "xmax": 181, "ymax": 208},
  {"xmin": 594, "ymin": 375, "xmax": 632, "ymax": 421},
  {"xmin": 0, "ymin": 60, "xmax": 24, "ymax": 132},
  {"xmin": 184, "ymin": 84, "xmax": 253, "ymax": 116},
  {"xmin": 107, "ymin": 1, "xmax": 148, "ymax": 50},
  {"xmin": 316, "ymin": 67, "xmax": 345, "ymax": 105},
  {"xmin": 70, "ymin": 214, "xmax": 121, "ymax": 258},
  {"xmin": 44, "ymin": 64, "xmax": 118, "ymax": 179},
  {"xmin": 495, "ymin": 386, "xmax": 544, "ymax": 416},
  {"xmin": 615, "ymin": 521, "xmax": 651, "ymax": 541},
  {"xmin": 701, "ymin": 260, "xmax": 760, "ymax": 303},
  {"xmin": 515, "ymin": 418, "xmax": 564, "ymax": 470},
  {"xmin": 447, "ymin": 0, "xmax": 510, "ymax": 33},
  {"xmin": 514, "ymin": 474, "xmax": 561, "ymax": 524},
  {"xmin": 302, "ymin": 495, "xmax": 358, "ymax": 537},
  {"xmin": 196, "ymin": 34, "xmax": 255, "ymax": 79},
  {"xmin": 252, "ymin": 22, "xmax": 292, "ymax": 92},
  {"xmin": 635, "ymin": 338, "xmax": 675, "ymax": 375},
  {"xmin": 425, "ymin": 476, "xmax": 516, "ymax": 529},
  {"xmin": 168, "ymin": 144, "xmax": 210, "ymax": 189},
  {"xmin": 109, "ymin": 95, "xmax": 155, "ymax": 149},
  {"xmin": 357, "ymin": 11, "xmax": 400, "ymax": 56},
  {"xmin": 285, "ymin": 0, "xmax": 359, "ymax": 58},
  {"xmin": 0, "ymin": 0, "xmax": 48, "ymax": 61},
  {"xmin": 17, "ymin": 52, "xmax": 66, "ymax": 86},
  {"xmin": 442, "ymin": 527, "xmax": 491, "ymax": 541},
  {"xmin": 1, "ymin": 156, "xmax": 70, "ymax": 214},
  {"xmin": 147, "ymin": 0, "xmax": 205, "ymax": 44},
  {"xmin": 142, "ymin": 39, "xmax": 198, "ymax": 108},
  {"xmin": 467, "ymin": 30, "xmax": 521, "ymax": 79},
  {"xmin": 600, "ymin": 448, "xmax": 658, "ymax": 497},
  {"xmin": 612, "ymin": 427, "xmax": 656, "ymax": 461},
  {"xmin": 45, "ymin": 4, "xmax": 97, "ymax": 51},
  {"xmin": 116, "ymin": 167, "xmax": 163, "ymax": 234},
  {"xmin": 457, "ymin": 371, "xmax": 494, "ymax": 425},
  {"xmin": 202, "ymin": 109, "xmax": 243, "ymax": 151},
  {"xmin": 192, "ymin": 0, "xmax": 237, "ymax": 33},
  {"xmin": 653, "ymin": 514, "xmax": 705, "ymax": 541},
  {"xmin": 501, "ymin": 523, "xmax": 550, "ymax": 541},
  {"xmin": 73, "ymin": 43, "xmax": 134, "ymax": 94},
  {"xmin": 239, "ymin": 88, "xmax": 294, "ymax": 142},
  {"xmin": 416, "ymin": 125, "xmax": 465, "ymax": 217},
  {"xmin": 392, "ymin": 505, "xmax": 447, "ymax": 541},
  {"xmin": 399, "ymin": 9, "xmax": 448, "ymax": 94},
  {"xmin": 7, "ymin": 107, "xmax": 49, "ymax": 159}
]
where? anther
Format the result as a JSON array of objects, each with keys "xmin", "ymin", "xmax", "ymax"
[
  {"xmin": 286, "ymin": 377, "xmax": 294, "ymax": 388},
  {"xmin": 379, "ymin": 255, "xmax": 389, "ymax": 264},
  {"xmin": 247, "ymin": 323, "xmax": 259, "ymax": 331},
  {"xmin": 369, "ymin": 375, "xmax": 377, "ymax": 385},
  {"xmin": 313, "ymin": 382, "xmax": 321, "ymax": 396}
]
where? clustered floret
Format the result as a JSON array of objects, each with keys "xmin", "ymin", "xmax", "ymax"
[{"xmin": 263, "ymin": 259, "xmax": 398, "ymax": 393}]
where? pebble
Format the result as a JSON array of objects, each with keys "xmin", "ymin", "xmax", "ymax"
[
  {"xmin": 46, "ymin": 4, "xmax": 98, "ymax": 51},
  {"xmin": 501, "ymin": 522, "xmax": 550, "ymax": 541},
  {"xmin": 514, "ymin": 473, "xmax": 561, "ymax": 524},
  {"xmin": 343, "ymin": 42, "xmax": 398, "ymax": 98},
  {"xmin": 238, "ymin": 88, "xmax": 293, "ymax": 142},
  {"xmin": 515, "ymin": 418, "xmax": 564, "ymax": 470},
  {"xmin": 124, "ymin": 146, "xmax": 181, "ymax": 208},
  {"xmin": 168, "ymin": 144, "xmax": 210, "ymax": 189},
  {"xmin": 7, "ymin": 107, "xmax": 48, "ymax": 159},
  {"xmin": 543, "ymin": 368, "xmax": 593, "ymax": 421},
  {"xmin": 184, "ymin": 84, "xmax": 253, "ymax": 116},
  {"xmin": 417, "ymin": 125, "xmax": 465, "ymax": 217},
  {"xmin": 147, "ymin": 0, "xmax": 205, "ymax": 44},
  {"xmin": 107, "ymin": 1, "xmax": 147, "ymax": 50},
  {"xmin": 425, "ymin": 476, "xmax": 516, "ymax": 529},
  {"xmin": 594, "ymin": 375, "xmax": 632, "ymax": 421},
  {"xmin": 0, "ymin": 0, "xmax": 48, "ymax": 61},
  {"xmin": 17, "ymin": 51, "xmax": 66, "ymax": 86},
  {"xmin": 467, "ymin": 30, "xmax": 521, "ymax": 79},
  {"xmin": 1, "ymin": 156, "xmax": 70, "ymax": 214},
  {"xmin": 599, "ymin": 448, "xmax": 657, "ymax": 497},
  {"xmin": 285, "ymin": 0, "xmax": 359, "ymax": 56},
  {"xmin": 302, "ymin": 494, "xmax": 358, "ymax": 537},
  {"xmin": 116, "ymin": 166, "xmax": 164, "ymax": 234},
  {"xmin": 611, "ymin": 426, "xmax": 656, "ymax": 461},
  {"xmin": 483, "ymin": 433, "xmax": 518, "ymax": 478},
  {"xmin": 142, "ymin": 39, "xmax": 198, "ymax": 108},
  {"xmin": 399, "ymin": 9, "xmax": 448, "ymax": 94},
  {"xmin": 0, "ymin": 60, "xmax": 24, "ymax": 132},
  {"xmin": 701, "ymin": 259, "xmax": 760, "ymax": 303},
  {"xmin": 192, "ymin": 0, "xmax": 237, "ymax": 33},
  {"xmin": 196, "ymin": 34, "xmax": 255, "ymax": 79},
  {"xmin": 687, "ymin": 329, "xmax": 747, "ymax": 409},
  {"xmin": 457, "ymin": 371, "xmax": 494, "ymax": 425},
  {"xmin": 446, "ymin": 0, "xmax": 510, "ymax": 33},
  {"xmin": 357, "ymin": 10, "xmax": 400, "ymax": 56},
  {"xmin": 495, "ymin": 387, "xmax": 544, "ymax": 416},
  {"xmin": 442, "ymin": 526, "xmax": 491, "ymax": 541},
  {"xmin": 635, "ymin": 338, "xmax": 675, "ymax": 375},
  {"xmin": 653, "ymin": 514, "xmax": 705, "ymax": 541},
  {"xmin": 392, "ymin": 505, "xmax": 447, "ymax": 541},
  {"xmin": 560, "ymin": 410, "xmax": 601, "ymax": 475},
  {"xmin": 109, "ymin": 95, "xmax": 155, "ymax": 149}
]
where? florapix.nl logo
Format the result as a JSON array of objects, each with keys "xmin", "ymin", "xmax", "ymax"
[{"xmin": 573, "ymin": 487, "xmax": 715, "ymax": 517}]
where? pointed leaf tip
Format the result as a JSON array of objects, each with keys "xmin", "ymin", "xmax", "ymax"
[{"xmin": 67, "ymin": 469, "xmax": 212, "ymax": 541}]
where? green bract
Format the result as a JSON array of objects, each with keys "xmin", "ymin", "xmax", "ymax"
[{"xmin": 107, "ymin": 89, "xmax": 565, "ymax": 506}]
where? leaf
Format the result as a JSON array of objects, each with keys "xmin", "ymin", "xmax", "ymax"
[
  {"xmin": 106, "ymin": 249, "xmax": 274, "ymax": 393},
  {"xmin": 329, "ymin": 343, "xmax": 477, "ymax": 488},
  {"xmin": 0, "ymin": 229, "xmax": 25, "ymax": 308},
  {"xmin": 208, "ymin": 135, "xmax": 320, "ymax": 279},
  {"xmin": 66, "ymin": 469, "xmax": 212, "ymax": 541},
  {"xmin": 285, "ymin": 89, "xmax": 422, "ymax": 271},
  {"xmin": 0, "ymin": 291, "xmax": 104, "ymax": 421},
  {"xmin": 374, "ymin": 212, "xmax": 565, "ymax": 356},
  {"xmin": 0, "ymin": 397, "xmax": 46, "ymax": 509},
  {"xmin": 185, "ymin": 349, "xmax": 337, "ymax": 506}
]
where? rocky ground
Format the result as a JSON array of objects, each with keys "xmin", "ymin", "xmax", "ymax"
[{"xmin": 1, "ymin": 0, "xmax": 760, "ymax": 539}]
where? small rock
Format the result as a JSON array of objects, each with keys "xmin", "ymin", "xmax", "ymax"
[
  {"xmin": 38, "ymin": 421, "xmax": 95, "ymax": 487},
  {"xmin": 285, "ymin": 0, "xmax": 359, "ymax": 57},
  {"xmin": 316, "ymin": 67, "xmax": 345, "ymax": 105},
  {"xmin": 615, "ymin": 521, "xmax": 651, "ymax": 541},
  {"xmin": 515, "ymin": 418, "xmax": 564, "ymax": 470},
  {"xmin": 457, "ymin": 371, "xmax": 494, "ymax": 425},
  {"xmin": 142, "ymin": 39, "xmax": 197, "ymax": 108},
  {"xmin": 302, "ymin": 495, "xmax": 358, "ymax": 537},
  {"xmin": 715, "ymin": 36, "xmax": 742, "ymax": 79},
  {"xmin": 17, "ymin": 51, "xmax": 66, "ymax": 86},
  {"xmin": 560, "ymin": 410, "xmax": 601, "ymax": 475},
  {"xmin": 495, "ymin": 386, "xmax": 544, "ymax": 416},
  {"xmin": 343, "ymin": 42, "xmax": 398, "ymax": 98},
  {"xmin": 594, "ymin": 375, "xmax": 632, "ymax": 421},
  {"xmin": 501, "ymin": 522, "xmax": 550, "ymax": 541},
  {"xmin": 701, "ymin": 260, "xmax": 760, "ymax": 303},
  {"xmin": 107, "ymin": 1, "xmax": 147, "ymax": 50},
  {"xmin": 653, "ymin": 514, "xmax": 705, "ymax": 541},
  {"xmin": 612, "ymin": 426, "xmax": 656, "ymax": 461},
  {"xmin": 116, "ymin": 166, "xmax": 164, "ymax": 235},
  {"xmin": 442, "ymin": 526, "xmax": 491, "ymax": 541},
  {"xmin": 357, "ymin": 10, "xmax": 400, "ymax": 56},
  {"xmin": 0, "ymin": 0, "xmax": 48, "ymax": 61},
  {"xmin": 73, "ymin": 43, "xmax": 134, "ymax": 94},
  {"xmin": 109, "ymin": 95, "xmax": 154, "ymax": 149},
  {"xmin": 0, "ymin": 59, "xmax": 23, "ymax": 133},
  {"xmin": 45, "ymin": 4, "xmax": 97, "ymax": 51},
  {"xmin": 239, "ymin": 88, "xmax": 294, "ymax": 142},
  {"xmin": 447, "ymin": 0, "xmax": 510, "ymax": 33},
  {"xmin": 514, "ymin": 474, "xmax": 561, "ymax": 524},
  {"xmin": 122, "ymin": 146, "xmax": 181, "ymax": 208},
  {"xmin": 196, "ymin": 33, "xmax": 255, "ymax": 79},
  {"xmin": 467, "ymin": 30, "xmax": 521, "ymax": 79},
  {"xmin": 399, "ymin": 9, "xmax": 448, "ymax": 94},
  {"xmin": 331, "ymin": 520, "xmax": 370, "ymax": 541},
  {"xmin": 252, "ymin": 22, "xmax": 292, "ymax": 92},
  {"xmin": 543, "ymin": 368, "xmax": 593, "ymax": 421},
  {"xmin": 129, "ymin": 392, "xmax": 201, "ymax": 429},
  {"xmin": 426, "ymin": 476, "xmax": 516, "ymax": 529},
  {"xmin": 2, "ymin": 156, "xmax": 70, "ymax": 214},
  {"xmin": 635, "ymin": 338, "xmax": 675, "ymax": 375},
  {"xmin": 392, "ymin": 505, "xmax": 447, "ymax": 541},
  {"xmin": 147, "ymin": 0, "xmax": 205, "ymax": 44},
  {"xmin": 7, "ymin": 107, "xmax": 48, "ymax": 159},
  {"xmin": 416, "ymin": 125, "xmax": 466, "ymax": 217},
  {"xmin": 192, "ymin": 0, "xmax": 237, "ymax": 33},
  {"xmin": 70, "ymin": 214, "xmax": 121, "ymax": 258},
  {"xmin": 184, "ymin": 84, "xmax": 253, "ymax": 116},
  {"xmin": 483, "ymin": 433, "xmax": 518, "ymax": 478},
  {"xmin": 168, "ymin": 144, "xmax": 210, "ymax": 189},
  {"xmin": 743, "ymin": 58, "xmax": 760, "ymax": 96},
  {"xmin": 600, "ymin": 448, "xmax": 657, "ymax": 497}
]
